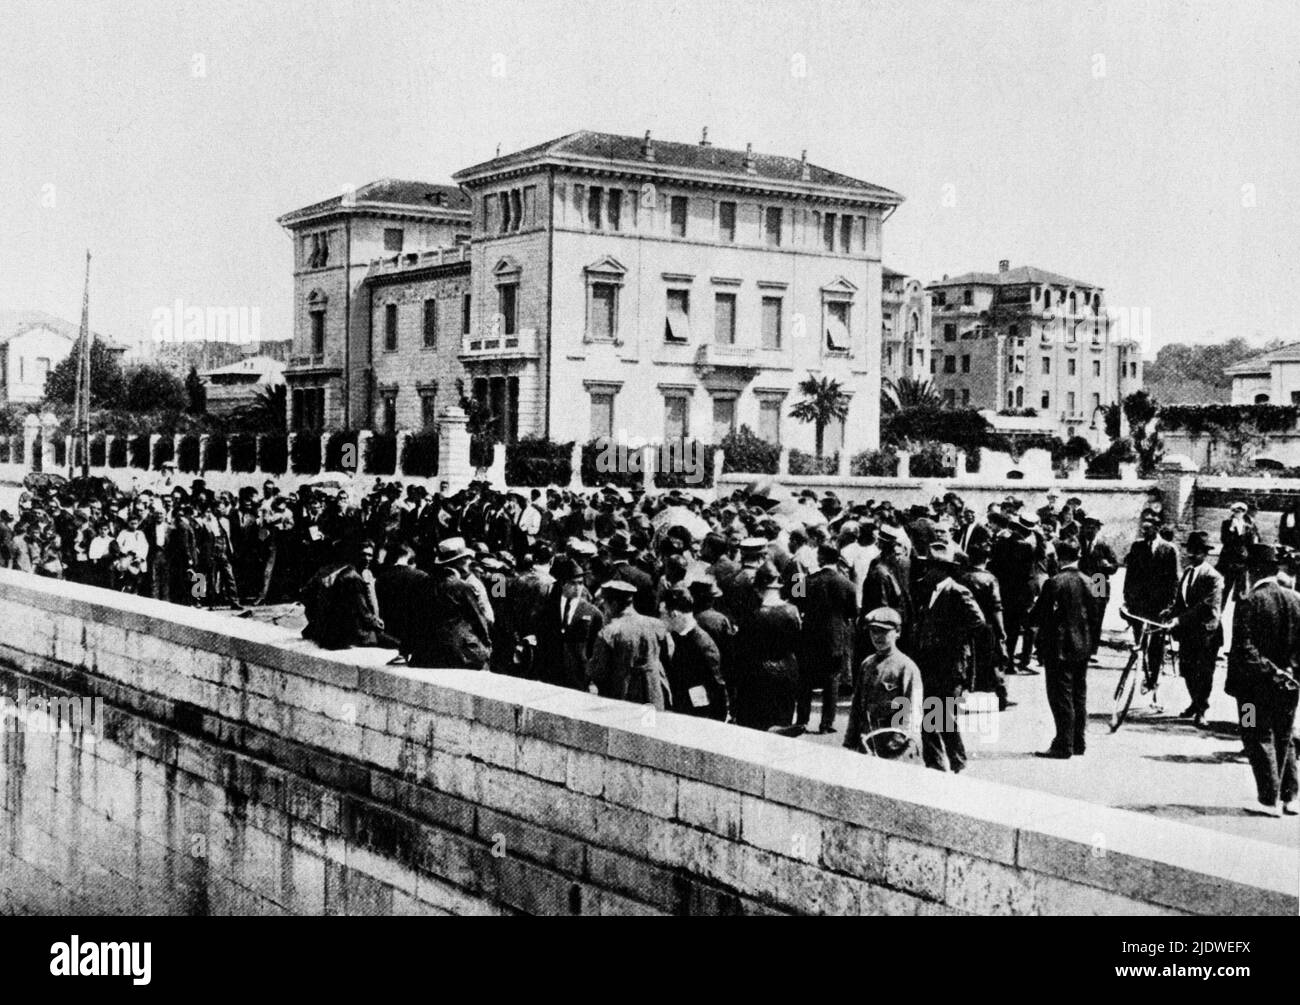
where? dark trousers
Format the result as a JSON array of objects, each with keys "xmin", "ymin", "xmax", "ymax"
[
  {"xmin": 1131, "ymin": 621, "xmax": 1167, "ymax": 676},
  {"xmin": 1004, "ymin": 601, "xmax": 1033, "ymax": 670},
  {"xmin": 1237, "ymin": 685, "xmax": 1299, "ymax": 806},
  {"xmin": 1045, "ymin": 657, "xmax": 1089, "ymax": 755},
  {"xmin": 921, "ymin": 702, "xmax": 967, "ymax": 773},
  {"xmin": 1179, "ymin": 642, "xmax": 1219, "ymax": 715},
  {"xmin": 796, "ymin": 653, "xmax": 849, "ymax": 730}
]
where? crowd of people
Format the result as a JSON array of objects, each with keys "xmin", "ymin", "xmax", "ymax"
[{"xmin": 1, "ymin": 468, "xmax": 1295, "ymax": 815}]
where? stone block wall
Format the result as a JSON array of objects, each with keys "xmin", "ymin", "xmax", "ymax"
[{"xmin": 0, "ymin": 571, "xmax": 1292, "ymax": 916}]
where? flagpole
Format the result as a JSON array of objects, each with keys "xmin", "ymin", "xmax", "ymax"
[{"xmin": 73, "ymin": 250, "xmax": 91, "ymax": 479}]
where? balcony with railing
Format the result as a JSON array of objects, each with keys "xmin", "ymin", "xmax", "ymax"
[
  {"xmin": 368, "ymin": 244, "xmax": 472, "ymax": 276},
  {"xmin": 459, "ymin": 327, "xmax": 540, "ymax": 361}
]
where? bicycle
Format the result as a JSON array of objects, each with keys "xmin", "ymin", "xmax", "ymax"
[{"xmin": 1111, "ymin": 607, "xmax": 1179, "ymax": 732}]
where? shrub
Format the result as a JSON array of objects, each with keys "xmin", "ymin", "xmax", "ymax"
[
  {"xmin": 850, "ymin": 447, "xmax": 898, "ymax": 476},
  {"xmin": 54, "ymin": 436, "xmax": 67, "ymax": 468},
  {"xmin": 178, "ymin": 434, "xmax": 201, "ymax": 473},
  {"xmin": 154, "ymin": 436, "xmax": 175, "ymax": 468},
  {"xmin": 470, "ymin": 434, "xmax": 496, "ymax": 470},
  {"xmin": 366, "ymin": 432, "xmax": 397, "ymax": 476},
  {"xmin": 788, "ymin": 449, "xmax": 838, "ymax": 475},
  {"xmin": 581, "ymin": 438, "xmax": 642, "ymax": 490},
  {"xmin": 325, "ymin": 430, "xmax": 358, "ymax": 473},
  {"xmin": 259, "ymin": 434, "xmax": 288, "ymax": 475},
  {"xmin": 229, "ymin": 433, "xmax": 257, "ymax": 473},
  {"xmin": 204, "ymin": 434, "xmax": 228, "ymax": 471},
  {"xmin": 89, "ymin": 434, "xmax": 106, "ymax": 468},
  {"xmin": 909, "ymin": 442, "xmax": 955, "ymax": 478},
  {"xmin": 30, "ymin": 433, "xmax": 43, "ymax": 472},
  {"xmin": 1086, "ymin": 438, "xmax": 1136, "ymax": 479},
  {"xmin": 0, "ymin": 437, "xmax": 9, "ymax": 463},
  {"xmin": 654, "ymin": 440, "xmax": 715, "ymax": 489},
  {"xmin": 129, "ymin": 434, "xmax": 150, "ymax": 469},
  {"xmin": 108, "ymin": 436, "xmax": 127, "ymax": 468},
  {"xmin": 291, "ymin": 431, "xmax": 321, "ymax": 475},
  {"xmin": 401, "ymin": 429, "xmax": 438, "ymax": 477},
  {"xmin": 506, "ymin": 436, "xmax": 573, "ymax": 486},
  {"xmin": 720, "ymin": 425, "xmax": 779, "ymax": 474}
]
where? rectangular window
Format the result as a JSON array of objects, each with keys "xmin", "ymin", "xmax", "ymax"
[
  {"xmin": 498, "ymin": 284, "xmax": 518, "ymax": 335},
  {"xmin": 1041, "ymin": 391, "xmax": 1051, "ymax": 409},
  {"xmin": 752, "ymin": 296, "xmax": 782, "ymax": 351},
  {"xmin": 1067, "ymin": 358, "xmax": 1077, "ymax": 376},
  {"xmin": 381, "ymin": 394, "xmax": 397, "ymax": 434},
  {"xmin": 670, "ymin": 196, "xmax": 688, "ymax": 237},
  {"xmin": 823, "ymin": 213, "xmax": 837, "ymax": 252},
  {"xmin": 1009, "ymin": 325, "xmax": 1019, "ymax": 338},
  {"xmin": 1092, "ymin": 360, "xmax": 1101, "ymax": 377},
  {"xmin": 523, "ymin": 185, "xmax": 537, "ymax": 226},
  {"xmin": 961, "ymin": 389, "xmax": 970, "ymax": 406},
  {"xmin": 607, "ymin": 189, "xmax": 622, "ymax": 231},
  {"xmin": 1067, "ymin": 391, "xmax": 1077, "ymax": 413},
  {"xmin": 588, "ymin": 187, "xmax": 603, "ymax": 229},
  {"xmin": 1092, "ymin": 392, "xmax": 1101, "ymax": 412},
  {"xmin": 420, "ymin": 391, "xmax": 438, "ymax": 428},
  {"xmin": 712, "ymin": 397, "xmax": 736, "ymax": 441},
  {"xmin": 384, "ymin": 228, "xmax": 404, "ymax": 253},
  {"xmin": 943, "ymin": 355, "xmax": 956, "ymax": 374},
  {"xmin": 930, "ymin": 356, "xmax": 937, "ymax": 375},
  {"xmin": 963, "ymin": 289, "xmax": 973, "ymax": 306},
  {"xmin": 423, "ymin": 299, "xmax": 437, "ymax": 348},
  {"xmin": 462, "ymin": 294, "xmax": 472, "ymax": 335},
  {"xmin": 590, "ymin": 283, "xmax": 617, "ymax": 340},
  {"xmin": 943, "ymin": 389, "xmax": 956, "ymax": 408},
  {"xmin": 384, "ymin": 303, "xmax": 398, "ymax": 351},
  {"xmin": 825, "ymin": 300, "xmax": 850, "ymax": 351},
  {"xmin": 498, "ymin": 193, "xmax": 511, "ymax": 234},
  {"xmin": 665, "ymin": 289, "xmax": 690, "ymax": 342},
  {"xmin": 759, "ymin": 399, "xmax": 781, "ymax": 444},
  {"xmin": 841, "ymin": 215, "xmax": 853, "ymax": 254},
  {"xmin": 510, "ymin": 190, "xmax": 522, "ymax": 232},
  {"xmin": 1043, "ymin": 357, "xmax": 1051, "ymax": 374},
  {"xmin": 764, "ymin": 207, "xmax": 782, "ymax": 246},
  {"xmin": 310, "ymin": 310, "xmax": 325, "ymax": 356},
  {"xmin": 664, "ymin": 396, "xmax": 689, "ymax": 440},
  {"xmin": 590, "ymin": 392, "xmax": 614, "ymax": 439},
  {"xmin": 714, "ymin": 292, "xmax": 736, "ymax": 345},
  {"xmin": 961, "ymin": 355, "xmax": 970, "ymax": 374},
  {"xmin": 935, "ymin": 291, "xmax": 947, "ymax": 306},
  {"xmin": 944, "ymin": 324, "xmax": 957, "ymax": 342},
  {"xmin": 719, "ymin": 201, "xmax": 736, "ymax": 242}
]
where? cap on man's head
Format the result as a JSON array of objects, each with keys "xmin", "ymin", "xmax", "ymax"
[
  {"xmin": 551, "ymin": 556, "xmax": 585, "ymax": 583},
  {"xmin": 1230, "ymin": 501, "xmax": 1248, "ymax": 513},
  {"xmin": 1185, "ymin": 530, "xmax": 1212, "ymax": 553},
  {"xmin": 865, "ymin": 607, "xmax": 902, "ymax": 630},
  {"xmin": 599, "ymin": 579, "xmax": 637, "ymax": 598},
  {"xmin": 739, "ymin": 536, "xmax": 767, "ymax": 553}
]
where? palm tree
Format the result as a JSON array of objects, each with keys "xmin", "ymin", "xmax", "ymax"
[
  {"xmin": 881, "ymin": 376, "xmax": 942, "ymax": 415},
  {"xmin": 789, "ymin": 373, "xmax": 851, "ymax": 459},
  {"xmin": 230, "ymin": 383, "xmax": 287, "ymax": 433}
]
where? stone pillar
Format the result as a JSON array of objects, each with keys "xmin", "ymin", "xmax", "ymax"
[
  {"xmin": 837, "ymin": 447, "xmax": 850, "ymax": 478},
  {"xmin": 104, "ymin": 434, "xmax": 116, "ymax": 469},
  {"xmin": 954, "ymin": 449, "xmax": 967, "ymax": 476},
  {"xmin": 356, "ymin": 430, "xmax": 372, "ymax": 476},
  {"xmin": 436, "ymin": 406, "xmax": 473, "ymax": 491},
  {"xmin": 22, "ymin": 414, "xmax": 40, "ymax": 470},
  {"xmin": 64, "ymin": 435, "xmax": 74, "ymax": 472},
  {"xmin": 1119, "ymin": 461, "xmax": 1137, "ymax": 482},
  {"xmin": 254, "ymin": 434, "xmax": 264, "ymax": 473},
  {"xmin": 173, "ymin": 434, "xmax": 184, "ymax": 468},
  {"xmin": 488, "ymin": 442, "xmax": 507, "ymax": 489},
  {"xmin": 395, "ymin": 431, "xmax": 409, "ymax": 477},
  {"xmin": 569, "ymin": 441, "xmax": 583, "ymax": 491},
  {"xmin": 319, "ymin": 433, "xmax": 330, "ymax": 474},
  {"xmin": 146, "ymin": 433, "xmax": 160, "ymax": 471},
  {"xmin": 711, "ymin": 446, "xmax": 725, "ymax": 488},
  {"xmin": 198, "ymin": 434, "xmax": 210, "ymax": 473},
  {"xmin": 1155, "ymin": 458, "xmax": 1199, "ymax": 536},
  {"xmin": 286, "ymin": 433, "xmax": 297, "ymax": 476},
  {"xmin": 778, "ymin": 447, "xmax": 790, "ymax": 476},
  {"xmin": 896, "ymin": 450, "xmax": 910, "ymax": 479},
  {"xmin": 642, "ymin": 444, "xmax": 656, "ymax": 494}
]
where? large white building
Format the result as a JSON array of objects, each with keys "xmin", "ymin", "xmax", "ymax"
[
  {"xmin": 0, "ymin": 309, "xmax": 125, "ymax": 405},
  {"xmin": 1225, "ymin": 342, "xmax": 1300, "ymax": 404}
]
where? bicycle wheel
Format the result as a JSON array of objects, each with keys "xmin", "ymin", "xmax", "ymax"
[{"xmin": 1110, "ymin": 648, "xmax": 1141, "ymax": 732}]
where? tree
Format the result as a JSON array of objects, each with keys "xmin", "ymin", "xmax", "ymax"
[
  {"xmin": 1123, "ymin": 389, "xmax": 1162, "ymax": 473},
  {"xmin": 43, "ymin": 337, "xmax": 124, "ymax": 408},
  {"xmin": 881, "ymin": 376, "xmax": 942, "ymax": 415},
  {"xmin": 185, "ymin": 366, "xmax": 206, "ymax": 415},
  {"xmin": 789, "ymin": 373, "xmax": 851, "ymax": 459},
  {"xmin": 1101, "ymin": 401, "xmax": 1122, "ymax": 440},
  {"xmin": 228, "ymin": 383, "xmax": 286, "ymax": 433},
  {"xmin": 123, "ymin": 364, "xmax": 186, "ymax": 412}
]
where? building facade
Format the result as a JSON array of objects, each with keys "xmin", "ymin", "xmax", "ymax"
[
  {"xmin": 449, "ymin": 130, "xmax": 901, "ymax": 457},
  {"xmin": 1225, "ymin": 342, "xmax": 1300, "ymax": 405},
  {"xmin": 880, "ymin": 266, "xmax": 931, "ymax": 386},
  {"xmin": 277, "ymin": 180, "xmax": 471, "ymax": 431},
  {"xmin": 200, "ymin": 355, "xmax": 286, "ymax": 416},
  {"xmin": 926, "ymin": 261, "xmax": 1142, "ymax": 443},
  {"xmin": 0, "ymin": 310, "xmax": 126, "ymax": 406}
]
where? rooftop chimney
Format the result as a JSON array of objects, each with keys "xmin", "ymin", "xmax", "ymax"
[
  {"xmin": 699, "ymin": 126, "xmax": 711, "ymax": 147},
  {"xmin": 800, "ymin": 149, "xmax": 810, "ymax": 181},
  {"xmin": 744, "ymin": 142, "xmax": 756, "ymax": 175},
  {"xmin": 999, "ymin": 259, "xmax": 1010, "ymax": 273},
  {"xmin": 642, "ymin": 130, "xmax": 656, "ymax": 162},
  {"xmin": 495, "ymin": 143, "xmax": 501, "ymax": 158}
]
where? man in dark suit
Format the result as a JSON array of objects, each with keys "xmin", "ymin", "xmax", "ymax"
[
  {"xmin": 1123, "ymin": 516, "xmax": 1180, "ymax": 673},
  {"xmin": 604, "ymin": 531, "xmax": 657, "ymax": 617},
  {"xmin": 862, "ymin": 525, "xmax": 912, "ymax": 654},
  {"xmin": 1031, "ymin": 539, "xmax": 1099, "ymax": 758},
  {"xmin": 1219, "ymin": 501, "xmax": 1259, "ymax": 607},
  {"xmin": 1226, "ymin": 544, "xmax": 1299, "ymax": 816},
  {"xmin": 661, "ymin": 585, "xmax": 727, "ymax": 720},
  {"xmin": 1077, "ymin": 516, "xmax": 1119, "ymax": 657},
  {"xmin": 794, "ymin": 543, "xmax": 858, "ymax": 734},
  {"xmin": 995, "ymin": 514, "xmax": 1041, "ymax": 676},
  {"xmin": 532, "ymin": 556, "xmax": 604, "ymax": 690},
  {"xmin": 375, "ymin": 543, "xmax": 433, "ymax": 662},
  {"xmin": 406, "ymin": 538, "xmax": 492, "ymax": 670},
  {"xmin": 1169, "ymin": 531, "xmax": 1224, "ymax": 725}
]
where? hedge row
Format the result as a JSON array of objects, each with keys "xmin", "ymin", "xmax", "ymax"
[
  {"xmin": 260, "ymin": 434, "xmax": 288, "ymax": 475},
  {"xmin": 290, "ymin": 431, "xmax": 321, "ymax": 475},
  {"xmin": 720, "ymin": 426, "xmax": 779, "ymax": 475},
  {"xmin": 401, "ymin": 429, "xmax": 438, "ymax": 477},
  {"xmin": 366, "ymin": 432, "xmax": 397, "ymax": 476},
  {"xmin": 325, "ymin": 430, "xmax": 358, "ymax": 473},
  {"xmin": 230, "ymin": 434, "xmax": 257, "ymax": 473},
  {"xmin": 505, "ymin": 436, "xmax": 573, "ymax": 486}
]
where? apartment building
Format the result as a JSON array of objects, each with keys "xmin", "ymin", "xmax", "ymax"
[
  {"xmin": 449, "ymin": 129, "xmax": 902, "ymax": 456},
  {"xmin": 880, "ymin": 266, "xmax": 931, "ymax": 386},
  {"xmin": 927, "ymin": 260, "xmax": 1142, "ymax": 442}
]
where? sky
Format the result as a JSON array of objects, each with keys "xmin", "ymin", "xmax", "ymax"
[{"xmin": 2, "ymin": 0, "xmax": 1297, "ymax": 358}]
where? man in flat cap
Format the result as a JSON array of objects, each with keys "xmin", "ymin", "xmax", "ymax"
[
  {"xmin": 1227, "ymin": 543, "xmax": 1299, "ymax": 816},
  {"xmin": 1077, "ymin": 516, "xmax": 1118, "ymax": 658},
  {"xmin": 588, "ymin": 580, "xmax": 672, "ymax": 709},
  {"xmin": 1031, "ymin": 538, "xmax": 1099, "ymax": 758},
  {"xmin": 1169, "ymin": 530, "xmax": 1224, "ymax": 725},
  {"xmin": 844, "ymin": 607, "xmax": 923, "ymax": 761},
  {"xmin": 1219, "ymin": 500, "xmax": 1258, "ymax": 608}
]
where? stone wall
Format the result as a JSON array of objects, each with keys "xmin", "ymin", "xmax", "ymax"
[{"xmin": 0, "ymin": 570, "xmax": 1292, "ymax": 915}]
